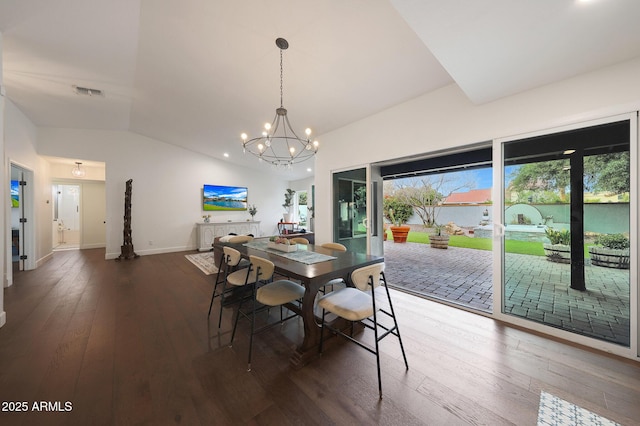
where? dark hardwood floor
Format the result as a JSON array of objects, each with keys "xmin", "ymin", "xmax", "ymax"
[{"xmin": 1, "ymin": 249, "xmax": 638, "ymax": 425}]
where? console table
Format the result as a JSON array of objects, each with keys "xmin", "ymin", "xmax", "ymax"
[
  {"xmin": 277, "ymin": 222, "xmax": 297, "ymax": 235},
  {"xmin": 196, "ymin": 221, "xmax": 260, "ymax": 251}
]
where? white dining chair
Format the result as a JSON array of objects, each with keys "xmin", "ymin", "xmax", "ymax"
[
  {"xmin": 320, "ymin": 242, "xmax": 347, "ymax": 252},
  {"xmin": 229, "ymin": 255, "xmax": 305, "ymax": 371},
  {"xmin": 317, "ymin": 262, "xmax": 408, "ymax": 399},
  {"xmin": 209, "ymin": 246, "xmax": 249, "ymax": 324},
  {"xmin": 319, "ymin": 242, "xmax": 348, "ymax": 292},
  {"xmin": 290, "ymin": 237, "xmax": 310, "ymax": 245}
]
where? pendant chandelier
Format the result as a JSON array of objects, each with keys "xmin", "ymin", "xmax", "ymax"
[
  {"xmin": 241, "ymin": 38, "xmax": 318, "ymax": 168},
  {"xmin": 71, "ymin": 161, "xmax": 85, "ymax": 177}
]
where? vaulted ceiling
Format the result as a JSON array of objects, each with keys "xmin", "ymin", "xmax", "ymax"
[{"xmin": 2, "ymin": 0, "xmax": 639, "ymax": 179}]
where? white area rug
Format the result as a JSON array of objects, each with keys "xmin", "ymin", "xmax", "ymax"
[
  {"xmin": 185, "ymin": 252, "xmax": 219, "ymax": 275},
  {"xmin": 537, "ymin": 391, "xmax": 620, "ymax": 426}
]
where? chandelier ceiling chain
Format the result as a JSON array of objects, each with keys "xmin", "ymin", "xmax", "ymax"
[
  {"xmin": 279, "ymin": 43, "xmax": 283, "ymax": 109},
  {"xmin": 241, "ymin": 37, "xmax": 318, "ymax": 168}
]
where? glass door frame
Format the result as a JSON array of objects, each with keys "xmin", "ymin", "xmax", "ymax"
[
  {"xmin": 332, "ymin": 167, "xmax": 367, "ymax": 252},
  {"xmin": 7, "ymin": 161, "xmax": 36, "ymax": 280},
  {"xmin": 492, "ymin": 112, "xmax": 638, "ymax": 360},
  {"xmin": 331, "ymin": 165, "xmax": 384, "ymax": 255},
  {"xmin": 367, "ymin": 164, "xmax": 384, "ymax": 257}
]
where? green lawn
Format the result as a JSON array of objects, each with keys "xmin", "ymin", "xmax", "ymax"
[{"xmin": 388, "ymin": 230, "xmax": 592, "ymax": 257}]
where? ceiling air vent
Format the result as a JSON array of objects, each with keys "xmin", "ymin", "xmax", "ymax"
[{"xmin": 73, "ymin": 85, "xmax": 104, "ymax": 97}]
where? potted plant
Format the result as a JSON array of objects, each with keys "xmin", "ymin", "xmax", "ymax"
[
  {"xmin": 383, "ymin": 197, "xmax": 413, "ymax": 243},
  {"xmin": 282, "ymin": 188, "xmax": 295, "ymax": 222},
  {"xmin": 429, "ymin": 223, "xmax": 449, "ymax": 249},
  {"xmin": 543, "ymin": 227, "xmax": 571, "ymax": 263},
  {"xmin": 248, "ymin": 204, "xmax": 257, "ymax": 220},
  {"xmin": 588, "ymin": 233, "xmax": 630, "ymax": 269}
]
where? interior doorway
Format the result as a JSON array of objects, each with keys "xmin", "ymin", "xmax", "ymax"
[
  {"xmin": 8, "ymin": 163, "xmax": 36, "ymax": 277},
  {"xmin": 10, "ymin": 166, "xmax": 25, "ymax": 270},
  {"xmin": 53, "ymin": 183, "xmax": 81, "ymax": 250}
]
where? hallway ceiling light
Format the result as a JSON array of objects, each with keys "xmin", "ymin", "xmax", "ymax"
[
  {"xmin": 71, "ymin": 162, "xmax": 86, "ymax": 177},
  {"xmin": 241, "ymin": 38, "xmax": 319, "ymax": 169}
]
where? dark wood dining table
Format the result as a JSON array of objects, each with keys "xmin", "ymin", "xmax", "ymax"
[{"xmin": 213, "ymin": 239, "xmax": 384, "ymax": 368}]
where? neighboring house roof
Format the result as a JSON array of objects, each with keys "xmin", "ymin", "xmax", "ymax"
[{"xmin": 444, "ymin": 189, "xmax": 492, "ymax": 204}]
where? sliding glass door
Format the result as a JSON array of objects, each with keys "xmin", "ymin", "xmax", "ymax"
[
  {"xmin": 500, "ymin": 115, "xmax": 635, "ymax": 349},
  {"xmin": 333, "ymin": 168, "xmax": 367, "ymax": 252}
]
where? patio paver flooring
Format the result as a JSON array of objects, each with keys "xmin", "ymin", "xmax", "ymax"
[{"xmin": 382, "ymin": 240, "xmax": 630, "ymax": 346}]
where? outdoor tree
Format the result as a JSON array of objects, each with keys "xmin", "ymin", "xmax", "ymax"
[
  {"xmin": 509, "ymin": 152, "xmax": 629, "ymax": 201},
  {"xmin": 509, "ymin": 160, "xmax": 570, "ymax": 201},
  {"xmin": 584, "ymin": 152, "xmax": 630, "ymax": 194},
  {"xmin": 388, "ymin": 175, "xmax": 474, "ymax": 227}
]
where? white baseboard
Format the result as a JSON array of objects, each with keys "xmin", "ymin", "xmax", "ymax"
[
  {"xmin": 80, "ymin": 243, "xmax": 107, "ymax": 250},
  {"xmin": 37, "ymin": 252, "xmax": 54, "ymax": 268},
  {"xmin": 0, "ymin": 311, "xmax": 6, "ymax": 328},
  {"xmin": 105, "ymin": 245, "xmax": 195, "ymax": 260}
]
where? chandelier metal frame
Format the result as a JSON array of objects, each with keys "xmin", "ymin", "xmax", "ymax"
[{"xmin": 241, "ymin": 38, "xmax": 318, "ymax": 168}]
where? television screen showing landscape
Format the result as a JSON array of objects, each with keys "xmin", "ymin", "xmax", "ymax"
[
  {"xmin": 11, "ymin": 180, "xmax": 19, "ymax": 208},
  {"xmin": 203, "ymin": 184, "xmax": 248, "ymax": 211}
]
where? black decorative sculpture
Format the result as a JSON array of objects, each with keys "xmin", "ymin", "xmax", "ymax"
[{"xmin": 116, "ymin": 179, "xmax": 139, "ymax": 261}]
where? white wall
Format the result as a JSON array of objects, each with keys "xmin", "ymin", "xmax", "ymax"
[
  {"xmin": 37, "ymin": 128, "xmax": 291, "ymax": 258},
  {"xmin": 313, "ymin": 58, "xmax": 640, "ymax": 243},
  {"xmin": 4, "ymin": 100, "xmax": 50, "ymax": 276}
]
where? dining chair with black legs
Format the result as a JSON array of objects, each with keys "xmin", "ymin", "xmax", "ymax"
[
  {"xmin": 229, "ymin": 255, "xmax": 305, "ymax": 371},
  {"xmin": 318, "ymin": 241, "xmax": 348, "ymax": 292},
  {"xmin": 209, "ymin": 246, "xmax": 249, "ymax": 327},
  {"xmin": 317, "ymin": 262, "xmax": 408, "ymax": 399},
  {"xmin": 320, "ymin": 242, "xmax": 347, "ymax": 252},
  {"xmin": 208, "ymin": 235, "xmax": 254, "ymax": 319},
  {"xmin": 210, "ymin": 249, "xmax": 229, "ymax": 310},
  {"xmin": 290, "ymin": 237, "xmax": 310, "ymax": 245}
]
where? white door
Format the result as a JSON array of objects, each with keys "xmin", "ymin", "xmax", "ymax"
[
  {"xmin": 81, "ymin": 181, "xmax": 106, "ymax": 249},
  {"xmin": 54, "ymin": 184, "xmax": 80, "ymax": 249}
]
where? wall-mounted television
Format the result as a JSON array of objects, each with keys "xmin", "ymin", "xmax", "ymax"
[
  {"xmin": 203, "ymin": 184, "xmax": 248, "ymax": 211},
  {"xmin": 11, "ymin": 180, "xmax": 19, "ymax": 208}
]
